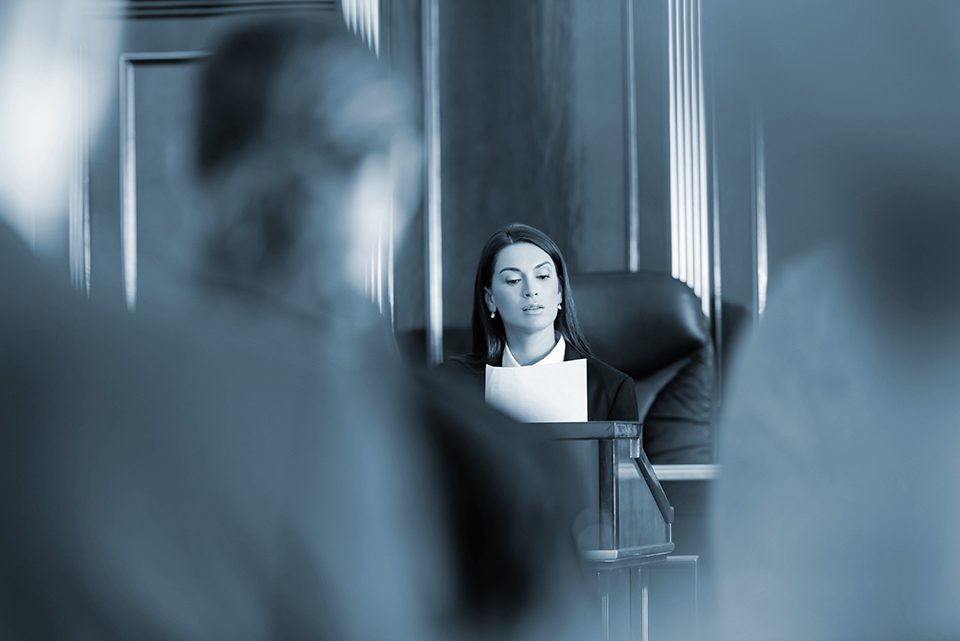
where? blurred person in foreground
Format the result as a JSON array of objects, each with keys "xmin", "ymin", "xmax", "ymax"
[
  {"xmin": 188, "ymin": 18, "xmax": 593, "ymax": 641},
  {"xmin": 1, "ymin": 10, "xmax": 591, "ymax": 641},
  {"xmin": 0, "ymin": 7, "xmax": 438, "ymax": 639},
  {"xmin": 711, "ymin": 2, "xmax": 960, "ymax": 640},
  {"xmin": 189, "ymin": 20, "xmax": 593, "ymax": 641}
]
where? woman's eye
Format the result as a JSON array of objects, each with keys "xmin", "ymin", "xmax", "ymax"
[
  {"xmin": 505, "ymin": 278, "xmax": 520, "ymax": 285},
  {"xmin": 537, "ymin": 273, "xmax": 551, "ymax": 280}
]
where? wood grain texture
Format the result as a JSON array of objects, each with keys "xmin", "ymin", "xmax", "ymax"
[
  {"xmin": 90, "ymin": 0, "xmax": 337, "ymax": 19},
  {"xmin": 438, "ymin": 0, "xmax": 581, "ymax": 331}
]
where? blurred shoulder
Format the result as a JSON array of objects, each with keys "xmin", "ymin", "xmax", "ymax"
[
  {"xmin": 431, "ymin": 355, "xmax": 485, "ymax": 401},
  {"xmin": 438, "ymin": 354, "xmax": 485, "ymax": 379},
  {"xmin": 585, "ymin": 356, "xmax": 633, "ymax": 386}
]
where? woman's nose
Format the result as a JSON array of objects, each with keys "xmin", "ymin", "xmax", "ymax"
[{"xmin": 523, "ymin": 281, "xmax": 538, "ymax": 297}]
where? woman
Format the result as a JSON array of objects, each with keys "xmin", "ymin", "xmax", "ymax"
[{"xmin": 447, "ymin": 223, "xmax": 639, "ymax": 422}]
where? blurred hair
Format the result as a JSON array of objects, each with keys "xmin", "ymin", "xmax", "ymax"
[
  {"xmin": 469, "ymin": 223, "xmax": 591, "ymax": 365},
  {"xmin": 193, "ymin": 18, "xmax": 415, "ymax": 292},
  {"xmin": 714, "ymin": 0, "xmax": 960, "ymax": 192},
  {"xmin": 714, "ymin": 0, "xmax": 960, "ymax": 321}
]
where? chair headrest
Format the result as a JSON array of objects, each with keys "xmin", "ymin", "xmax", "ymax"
[{"xmin": 571, "ymin": 271, "xmax": 710, "ymax": 378}]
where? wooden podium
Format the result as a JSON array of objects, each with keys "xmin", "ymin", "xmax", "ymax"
[{"xmin": 535, "ymin": 422, "xmax": 675, "ymax": 641}]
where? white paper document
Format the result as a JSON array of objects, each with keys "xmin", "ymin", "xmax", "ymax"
[{"xmin": 485, "ymin": 359, "xmax": 588, "ymax": 422}]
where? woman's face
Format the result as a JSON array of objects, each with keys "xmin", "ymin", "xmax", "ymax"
[{"xmin": 485, "ymin": 242, "xmax": 562, "ymax": 336}]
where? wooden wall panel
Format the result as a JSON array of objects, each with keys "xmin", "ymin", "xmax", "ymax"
[
  {"xmin": 76, "ymin": 0, "xmax": 756, "ymax": 387},
  {"xmin": 425, "ymin": 0, "xmax": 689, "ymax": 361},
  {"xmin": 385, "ymin": 0, "xmax": 428, "ymax": 335},
  {"xmin": 83, "ymin": 2, "xmax": 340, "ymax": 311},
  {"xmin": 569, "ymin": 0, "xmax": 629, "ymax": 275},
  {"xmin": 633, "ymin": 0, "xmax": 672, "ymax": 275},
  {"xmin": 122, "ymin": 55, "xmax": 206, "ymax": 313},
  {"xmin": 437, "ymin": 1, "xmax": 582, "ymax": 335},
  {"xmin": 432, "ymin": 0, "xmax": 666, "ymax": 349}
]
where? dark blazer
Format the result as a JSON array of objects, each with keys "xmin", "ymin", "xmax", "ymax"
[
  {"xmin": 1, "ymin": 221, "xmax": 591, "ymax": 640},
  {"xmin": 443, "ymin": 345, "xmax": 639, "ymax": 422}
]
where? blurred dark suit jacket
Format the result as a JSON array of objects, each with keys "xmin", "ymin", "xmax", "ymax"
[
  {"xmin": 0, "ymin": 220, "xmax": 412, "ymax": 640},
  {"xmin": 0, "ymin": 221, "xmax": 589, "ymax": 641}
]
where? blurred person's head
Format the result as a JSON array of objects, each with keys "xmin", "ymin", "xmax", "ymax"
[
  {"xmin": 192, "ymin": 19, "xmax": 419, "ymax": 307},
  {"xmin": 471, "ymin": 223, "xmax": 591, "ymax": 364},
  {"xmin": 714, "ymin": 0, "xmax": 960, "ymax": 336},
  {"xmin": 0, "ymin": 0, "xmax": 121, "ymax": 251}
]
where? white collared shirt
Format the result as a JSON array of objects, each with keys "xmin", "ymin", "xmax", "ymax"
[{"xmin": 502, "ymin": 335, "xmax": 567, "ymax": 367}]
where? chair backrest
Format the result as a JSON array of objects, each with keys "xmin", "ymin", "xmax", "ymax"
[{"xmin": 572, "ymin": 271, "xmax": 716, "ymax": 463}]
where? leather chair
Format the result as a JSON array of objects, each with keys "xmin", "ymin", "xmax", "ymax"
[{"xmin": 572, "ymin": 271, "xmax": 716, "ymax": 463}]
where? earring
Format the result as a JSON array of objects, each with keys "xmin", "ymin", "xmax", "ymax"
[
  {"xmin": 558, "ymin": 303, "xmax": 562, "ymax": 310},
  {"xmin": 490, "ymin": 310, "xmax": 496, "ymax": 319}
]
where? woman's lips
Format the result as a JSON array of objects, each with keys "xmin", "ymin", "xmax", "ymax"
[{"xmin": 522, "ymin": 304, "xmax": 544, "ymax": 312}]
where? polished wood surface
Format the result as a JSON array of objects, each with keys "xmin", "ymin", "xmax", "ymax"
[{"xmin": 540, "ymin": 421, "xmax": 705, "ymax": 640}]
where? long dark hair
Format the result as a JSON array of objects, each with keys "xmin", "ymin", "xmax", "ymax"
[{"xmin": 470, "ymin": 223, "xmax": 592, "ymax": 365}]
